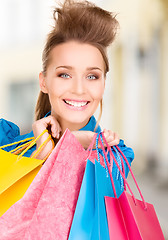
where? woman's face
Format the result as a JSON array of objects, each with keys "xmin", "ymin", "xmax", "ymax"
[{"xmin": 40, "ymin": 40, "xmax": 106, "ymax": 131}]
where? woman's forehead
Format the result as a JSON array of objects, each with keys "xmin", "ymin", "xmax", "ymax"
[{"xmin": 49, "ymin": 41, "xmax": 106, "ymax": 71}]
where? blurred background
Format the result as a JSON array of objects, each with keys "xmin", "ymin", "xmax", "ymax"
[{"xmin": 0, "ymin": 0, "xmax": 167, "ymax": 237}]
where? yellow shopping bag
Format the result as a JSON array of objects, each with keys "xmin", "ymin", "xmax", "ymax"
[{"xmin": 0, "ymin": 130, "xmax": 54, "ymax": 216}]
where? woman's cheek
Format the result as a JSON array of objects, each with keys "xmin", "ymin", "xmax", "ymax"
[{"xmin": 93, "ymin": 85, "xmax": 105, "ymax": 100}]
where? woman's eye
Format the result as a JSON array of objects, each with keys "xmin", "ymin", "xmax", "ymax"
[
  {"xmin": 58, "ymin": 73, "xmax": 70, "ymax": 79},
  {"xmin": 87, "ymin": 75, "xmax": 98, "ymax": 80}
]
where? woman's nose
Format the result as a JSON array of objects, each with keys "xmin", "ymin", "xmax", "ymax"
[{"xmin": 71, "ymin": 78, "xmax": 86, "ymax": 95}]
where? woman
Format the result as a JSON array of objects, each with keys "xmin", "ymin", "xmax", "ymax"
[{"xmin": 0, "ymin": 0, "xmax": 134, "ymax": 169}]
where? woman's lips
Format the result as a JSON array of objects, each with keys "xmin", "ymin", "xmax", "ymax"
[{"xmin": 63, "ymin": 99, "xmax": 89, "ymax": 110}]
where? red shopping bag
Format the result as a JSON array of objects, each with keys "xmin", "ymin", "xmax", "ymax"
[
  {"xmin": 0, "ymin": 129, "xmax": 97, "ymax": 240},
  {"xmin": 98, "ymin": 134, "xmax": 165, "ymax": 240}
]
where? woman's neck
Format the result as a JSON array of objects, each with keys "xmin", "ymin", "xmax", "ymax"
[{"xmin": 57, "ymin": 117, "xmax": 89, "ymax": 134}]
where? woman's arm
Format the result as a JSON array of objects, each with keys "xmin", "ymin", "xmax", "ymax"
[
  {"xmin": 32, "ymin": 115, "xmax": 120, "ymax": 159},
  {"xmin": 72, "ymin": 129, "xmax": 120, "ymax": 149}
]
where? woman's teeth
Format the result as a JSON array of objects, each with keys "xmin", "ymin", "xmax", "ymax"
[{"xmin": 64, "ymin": 100, "xmax": 88, "ymax": 107}]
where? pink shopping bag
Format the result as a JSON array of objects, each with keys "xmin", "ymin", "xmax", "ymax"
[
  {"xmin": 98, "ymin": 134, "xmax": 165, "ymax": 240},
  {"xmin": 0, "ymin": 129, "xmax": 97, "ymax": 240}
]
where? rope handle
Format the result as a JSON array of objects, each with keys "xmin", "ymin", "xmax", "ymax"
[
  {"xmin": 115, "ymin": 145, "xmax": 147, "ymax": 208},
  {"xmin": 86, "ymin": 132, "xmax": 121, "ymax": 196},
  {"xmin": 17, "ymin": 130, "xmax": 47, "ymax": 158},
  {"xmin": 96, "ymin": 134, "xmax": 125, "ymax": 189},
  {"xmin": 86, "ymin": 133, "xmax": 97, "ymax": 160},
  {"xmin": 10, "ymin": 140, "xmax": 35, "ymax": 155},
  {"xmin": 16, "ymin": 129, "xmax": 54, "ymax": 161},
  {"xmin": 86, "ymin": 132, "xmax": 113, "ymax": 170},
  {"xmin": 31, "ymin": 135, "xmax": 54, "ymax": 160},
  {"xmin": 98, "ymin": 136, "xmax": 135, "ymax": 199},
  {"xmin": 100, "ymin": 133, "xmax": 147, "ymax": 209},
  {"xmin": 0, "ymin": 137, "xmax": 34, "ymax": 150},
  {"xmin": 83, "ymin": 131, "xmax": 147, "ymax": 209},
  {"xmin": 0, "ymin": 129, "xmax": 55, "ymax": 161}
]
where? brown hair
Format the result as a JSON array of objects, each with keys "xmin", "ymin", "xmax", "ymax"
[{"xmin": 35, "ymin": 0, "xmax": 119, "ymax": 121}]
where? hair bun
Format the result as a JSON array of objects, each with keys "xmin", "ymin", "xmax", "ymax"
[{"xmin": 53, "ymin": 0, "xmax": 119, "ymax": 47}]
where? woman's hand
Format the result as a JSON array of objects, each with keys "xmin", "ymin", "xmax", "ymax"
[
  {"xmin": 32, "ymin": 116, "xmax": 61, "ymax": 159},
  {"xmin": 72, "ymin": 129, "xmax": 120, "ymax": 149},
  {"xmin": 103, "ymin": 129, "xmax": 120, "ymax": 147}
]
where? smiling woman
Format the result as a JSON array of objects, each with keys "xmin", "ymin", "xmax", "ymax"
[
  {"xmin": 39, "ymin": 41, "xmax": 105, "ymax": 133},
  {"xmin": 0, "ymin": 0, "xmax": 134, "ymax": 165},
  {"xmin": 30, "ymin": 0, "xmax": 122, "ymax": 158}
]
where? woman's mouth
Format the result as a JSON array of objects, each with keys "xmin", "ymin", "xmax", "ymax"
[{"xmin": 63, "ymin": 99, "xmax": 89, "ymax": 109}]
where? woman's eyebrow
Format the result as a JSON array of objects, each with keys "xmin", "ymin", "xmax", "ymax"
[
  {"xmin": 86, "ymin": 67, "xmax": 103, "ymax": 72},
  {"xmin": 56, "ymin": 65, "xmax": 73, "ymax": 70},
  {"xmin": 55, "ymin": 66, "xmax": 103, "ymax": 71}
]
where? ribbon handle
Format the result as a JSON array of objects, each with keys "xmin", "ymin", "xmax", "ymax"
[
  {"xmin": 99, "ymin": 132, "xmax": 147, "ymax": 209},
  {"xmin": 0, "ymin": 129, "xmax": 54, "ymax": 161}
]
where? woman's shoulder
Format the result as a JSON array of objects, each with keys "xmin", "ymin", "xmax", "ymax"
[
  {"xmin": 0, "ymin": 118, "xmax": 34, "ymax": 155},
  {"xmin": 0, "ymin": 118, "xmax": 20, "ymax": 146}
]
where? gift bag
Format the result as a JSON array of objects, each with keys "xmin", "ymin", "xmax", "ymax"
[
  {"xmin": 68, "ymin": 159, "xmax": 95, "ymax": 240},
  {"xmin": 98, "ymin": 134, "xmax": 165, "ymax": 240},
  {"xmin": 0, "ymin": 129, "xmax": 92, "ymax": 240},
  {"xmin": 0, "ymin": 129, "xmax": 52, "ymax": 216},
  {"xmin": 69, "ymin": 133, "xmax": 125, "ymax": 240},
  {"xmin": 69, "ymin": 160, "xmax": 113, "ymax": 240}
]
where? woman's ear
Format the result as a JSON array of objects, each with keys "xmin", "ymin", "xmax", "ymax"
[{"xmin": 39, "ymin": 72, "xmax": 48, "ymax": 93}]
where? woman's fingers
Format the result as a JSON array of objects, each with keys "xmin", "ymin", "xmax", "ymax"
[
  {"xmin": 102, "ymin": 129, "xmax": 120, "ymax": 147},
  {"xmin": 31, "ymin": 116, "xmax": 62, "ymax": 159},
  {"xmin": 48, "ymin": 116, "xmax": 62, "ymax": 138},
  {"xmin": 32, "ymin": 115, "xmax": 61, "ymax": 139}
]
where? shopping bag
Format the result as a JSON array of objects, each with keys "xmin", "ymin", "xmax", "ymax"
[
  {"xmin": 68, "ymin": 159, "xmax": 95, "ymax": 240},
  {"xmin": 0, "ymin": 129, "xmax": 93, "ymax": 240},
  {"xmin": 69, "ymin": 160, "xmax": 113, "ymax": 240},
  {"xmin": 69, "ymin": 133, "xmax": 124, "ymax": 240},
  {"xmin": 99, "ymin": 134, "xmax": 165, "ymax": 240},
  {"xmin": 0, "ymin": 129, "xmax": 52, "ymax": 216}
]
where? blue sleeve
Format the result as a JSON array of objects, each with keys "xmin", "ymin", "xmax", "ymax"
[
  {"xmin": 0, "ymin": 118, "xmax": 35, "ymax": 157},
  {"xmin": 0, "ymin": 118, "xmax": 20, "ymax": 150},
  {"xmin": 97, "ymin": 138, "xmax": 134, "ymax": 175},
  {"xmin": 111, "ymin": 139, "xmax": 134, "ymax": 180}
]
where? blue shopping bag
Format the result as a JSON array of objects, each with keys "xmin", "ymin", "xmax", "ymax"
[
  {"xmin": 91, "ymin": 160, "xmax": 112, "ymax": 240},
  {"xmin": 69, "ymin": 160, "xmax": 124, "ymax": 239},
  {"xmin": 69, "ymin": 133, "xmax": 125, "ymax": 240},
  {"xmin": 68, "ymin": 159, "xmax": 95, "ymax": 240}
]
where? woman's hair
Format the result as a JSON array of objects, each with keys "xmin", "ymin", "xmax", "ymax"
[{"xmin": 35, "ymin": 0, "xmax": 119, "ymax": 121}]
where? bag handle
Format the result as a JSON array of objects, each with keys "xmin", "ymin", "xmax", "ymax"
[
  {"xmin": 17, "ymin": 130, "xmax": 54, "ymax": 161},
  {"xmin": 99, "ymin": 141, "xmax": 126, "ymax": 191},
  {"xmin": 0, "ymin": 130, "xmax": 54, "ymax": 161},
  {"xmin": 115, "ymin": 145, "xmax": 147, "ymax": 208},
  {"xmin": 86, "ymin": 132, "xmax": 117, "ymax": 197},
  {"xmin": 86, "ymin": 132, "xmax": 113, "ymax": 171},
  {"xmin": 0, "ymin": 137, "xmax": 34, "ymax": 150},
  {"xmin": 10, "ymin": 140, "xmax": 35, "ymax": 155},
  {"xmin": 31, "ymin": 134, "xmax": 54, "ymax": 160},
  {"xmin": 86, "ymin": 133, "xmax": 98, "ymax": 159},
  {"xmin": 98, "ymin": 135, "xmax": 134, "ymax": 197},
  {"xmin": 98, "ymin": 133, "xmax": 147, "ymax": 209}
]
